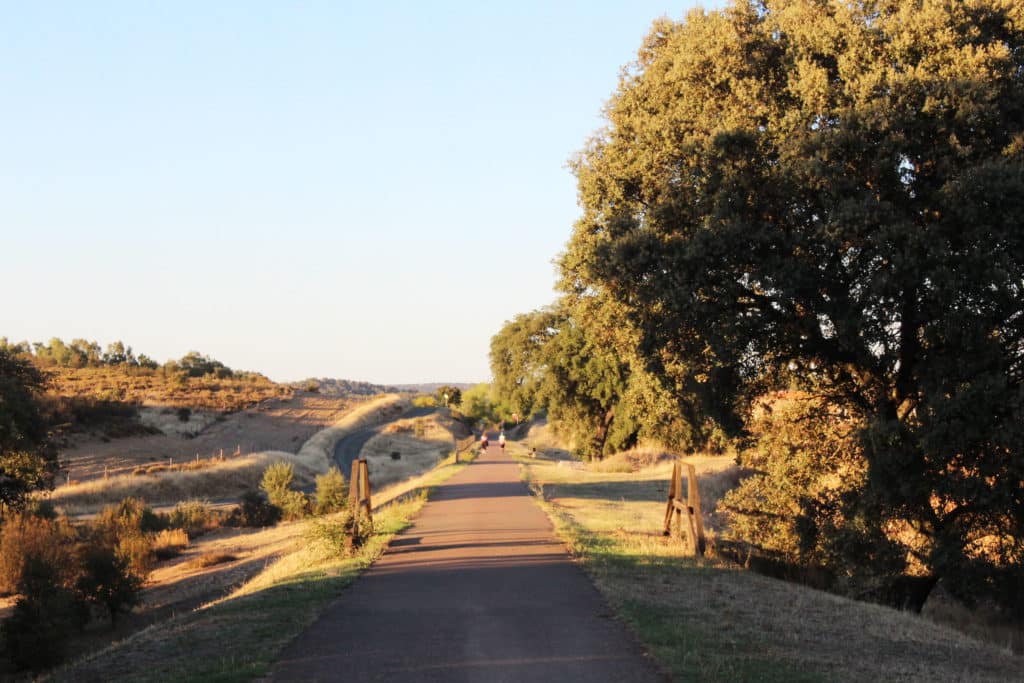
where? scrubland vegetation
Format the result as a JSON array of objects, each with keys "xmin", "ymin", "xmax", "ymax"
[{"xmin": 46, "ymin": 450, "xmax": 475, "ymax": 682}]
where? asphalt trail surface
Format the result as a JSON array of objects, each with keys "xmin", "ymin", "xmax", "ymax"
[{"xmin": 272, "ymin": 439, "xmax": 661, "ymax": 682}]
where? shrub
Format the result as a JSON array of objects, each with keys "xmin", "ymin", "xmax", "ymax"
[
  {"xmin": 2, "ymin": 556, "xmax": 86, "ymax": 671},
  {"xmin": 0, "ymin": 514, "xmax": 78, "ymax": 595},
  {"xmin": 261, "ymin": 461, "xmax": 308, "ymax": 520},
  {"xmin": 92, "ymin": 498, "xmax": 160, "ymax": 578},
  {"xmin": 278, "ymin": 489, "xmax": 309, "ymax": 521},
  {"xmin": 168, "ymin": 499, "xmax": 216, "ymax": 537},
  {"xmin": 306, "ymin": 511, "xmax": 368, "ymax": 557},
  {"xmin": 411, "ymin": 395, "xmax": 436, "ymax": 408},
  {"xmin": 75, "ymin": 544, "xmax": 142, "ymax": 624},
  {"xmin": 151, "ymin": 528, "xmax": 189, "ymax": 560},
  {"xmin": 260, "ymin": 462, "xmax": 295, "ymax": 504},
  {"xmin": 314, "ymin": 467, "xmax": 347, "ymax": 516},
  {"xmin": 228, "ymin": 491, "xmax": 280, "ymax": 527}
]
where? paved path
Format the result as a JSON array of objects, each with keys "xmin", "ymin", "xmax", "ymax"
[{"xmin": 271, "ymin": 440, "xmax": 661, "ymax": 682}]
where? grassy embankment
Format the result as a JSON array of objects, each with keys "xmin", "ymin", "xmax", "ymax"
[
  {"xmin": 49, "ymin": 395, "xmax": 409, "ymax": 515},
  {"xmin": 48, "ymin": 446, "xmax": 478, "ymax": 682},
  {"xmin": 360, "ymin": 412, "xmax": 462, "ymax": 488},
  {"xmin": 512, "ymin": 433, "xmax": 1021, "ymax": 682}
]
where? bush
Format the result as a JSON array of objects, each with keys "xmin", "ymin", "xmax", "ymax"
[
  {"xmin": 261, "ymin": 461, "xmax": 308, "ymax": 521},
  {"xmin": 314, "ymin": 467, "xmax": 347, "ymax": 516},
  {"xmin": 152, "ymin": 528, "xmax": 189, "ymax": 560},
  {"xmin": 168, "ymin": 499, "xmax": 216, "ymax": 537},
  {"xmin": 412, "ymin": 395, "xmax": 436, "ymax": 408},
  {"xmin": 306, "ymin": 511, "xmax": 369, "ymax": 557},
  {"xmin": 228, "ymin": 491, "xmax": 280, "ymax": 528},
  {"xmin": 0, "ymin": 514, "xmax": 78, "ymax": 595},
  {"xmin": 2, "ymin": 556, "xmax": 86, "ymax": 671},
  {"xmin": 92, "ymin": 498, "xmax": 161, "ymax": 578},
  {"xmin": 260, "ymin": 462, "xmax": 295, "ymax": 503},
  {"xmin": 719, "ymin": 395, "xmax": 904, "ymax": 599},
  {"xmin": 75, "ymin": 544, "xmax": 142, "ymax": 625}
]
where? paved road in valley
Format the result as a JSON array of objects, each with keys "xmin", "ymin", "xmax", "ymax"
[
  {"xmin": 271, "ymin": 438, "xmax": 661, "ymax": 682},
  {"xmin": 331, "ymin": 406, "xmax": 436, "ymax": 476}
]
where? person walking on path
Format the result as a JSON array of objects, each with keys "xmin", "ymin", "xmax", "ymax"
[
  {"xmin": 499, "ymin": 431, "xmax": 506, "ymax": 450},
  {"xmin": 271, "ymin": 441, "xmax": 660, "ymax": 682},
  {"xmin": 480, "ymin": 431, "xmax": 489, "ymax": 450}
]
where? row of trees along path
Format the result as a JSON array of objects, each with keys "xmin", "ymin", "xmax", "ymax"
[{"xmin": 271, "ymin": 438, "xmax": 659, "ymax": 682}]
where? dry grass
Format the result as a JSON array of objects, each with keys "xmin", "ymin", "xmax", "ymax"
[
  {"xmin": 295, "ymin": 394, "xmax": 408, "ymax": 471},
  {"xmin": 185, "ymin": 552, "xmax": 238, "ymax": 570},
  {"xmin": 49, "ymin": 448, "xmax": 475, "ymax": 682},
  {"xmin": 360, "ymin": 413, "xmax": 455, "ymax": 489},
  {"xmin": 46, "ymin": 366, "xmax": 288, "ymax": 413},
  {"xmin": 151, "ymin": 528, "xmax": 190, "ymax": 560},
  {"xmin": 514, "ymin": 442, "xmax": 1022, "ymax": 681},
  {"xmin": 49, "ymin": 395, "xmax": 409, "ymax": 515},
  {"xmin": 49, "ymin": 451, "xmax": 314, "ymax": 515}
]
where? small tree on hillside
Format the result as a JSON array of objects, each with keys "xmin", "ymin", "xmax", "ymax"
[{"xmin": 0, "ymin": 348, "xmax": 58, "ymax": 512}]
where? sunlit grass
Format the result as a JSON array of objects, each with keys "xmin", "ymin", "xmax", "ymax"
[{"xmin": 48, "ymin": 451, "xmax": 475, "ymax": 682}]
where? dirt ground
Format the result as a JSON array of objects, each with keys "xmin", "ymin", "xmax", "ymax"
[{"xmin": 58, "ymin": 393, "xmax": 355, "ymax": 485}]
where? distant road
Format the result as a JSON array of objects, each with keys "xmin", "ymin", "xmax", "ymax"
[{"xmin": 331, "ymin": 406, "xmax": 436, "ymax": 475}]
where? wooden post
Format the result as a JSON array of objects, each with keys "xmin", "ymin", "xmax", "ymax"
[
  {"xmin": 663, "ymin": 461, "xmax": 682, "ymax": 536},
  {"xmin": 686, "ymin": 463, "xmax": 706, "ymax": 556},
  {"xmin": 348, "ymin": 459, "xmax": 374, "ymax": 546},
  {"xmin": 662, "ymin": 460, "xmax": 706, "ymax": 557}
]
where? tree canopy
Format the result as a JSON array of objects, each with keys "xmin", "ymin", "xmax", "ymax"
[
  {"xmin": 557, "ymin": 0, "xmax": 1023, "ymax": 608},
  {"xmin": 0, "ymin": 349, "xmax": 58, "ymax": 511}
]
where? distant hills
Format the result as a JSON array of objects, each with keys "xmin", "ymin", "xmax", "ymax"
[{"xmin": 294, "ymin": 378, "xmax": 475, "ymax": 397}]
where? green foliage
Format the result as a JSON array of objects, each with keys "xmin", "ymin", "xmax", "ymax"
[
  {"xmin": 0, "ymin": 511, "xmax": 141, "ymax": 669},
  {"xmin": 230, "ymin": 491, "xmax": 281, "ymax": 527},
  {"xmin": 168, "ymin": 499, "xmax": 215, "ymax": 537},
  {"xmin": 434, "ymin": 385, "xmax": 462, "ymax": 408},
  {"xmin": 457, "ymin": 383, "xmax": 498, "ymax": 427},
  {"xmin": 92, "ymin": 498, "xmax": 161, "ymax": 577},
  {"xmin": 314, "ymin": 467, "xmax": 347, "ymax": 516},
  {"xmin": 411, "ymin": 395, "xmax": 437, "ymax": 408},
  {"xmin": 75, "ymin": 544, "xmax": 142, "ymax": 625},
  {"xmin": 261, "ymin": 462, "xmax": 309, "ymax": 521},
  {"xmin": 305, "ymin": 512, "xmax": 368, "ymax": 557},
  {"xmin": 2, "ymin": 556, "xmax": 86, "ymax": 671},
  {"xmin": 556, "ymin": 0, "xmax": 1024, "ymax": 609},
  {"xmin": 260, "ymin": 461, "xmax": 294, "ymax": 502},
  {"xmin": 0, "ymin": 514, "xmax": 78, "ymax": 596},
  {"xmin": 0, "ymin": 349, "xmax": 58, "ymax": 511},
  {"xmin": 175, "ymin": 351, "xmax": 234, "ymax": 379},
  {"xmin": 490, "ymin": 306, "xmax": 704, "ymax": 459},
  {"xmin": 721, "ymin": 395, "xmax": 903, "ymax": 598}
]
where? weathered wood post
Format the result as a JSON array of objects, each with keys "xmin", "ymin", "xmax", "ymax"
[
  {"xmin": 348, "ymin": 459, "xmax": 374, "ymax": 547},
  {"xmin": 662, "ymin": 460, "xmax": 706, "ymax": 557}
]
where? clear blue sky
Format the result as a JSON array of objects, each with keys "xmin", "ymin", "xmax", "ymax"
[{"xmin": 1, "ymin": 1, "xmax": 720, "ymax": 385}]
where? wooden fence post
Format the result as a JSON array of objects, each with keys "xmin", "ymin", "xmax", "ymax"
[
  {"xmin": 663, "ymin": 460, "xmax": 706, "ymax": 557},
  {"xmin": 348, "ymin": 459, "xmax": 374, "ymax": 547}
]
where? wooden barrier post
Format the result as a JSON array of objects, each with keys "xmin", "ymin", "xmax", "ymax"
[
  {"xmin": 663, "ymin": 461, "xmax": 682, "ymax": 536},
  {"xmin": 348, "ymin": 459, "xmax": 373, "ymax": 547},
  {"xmin": 662, "ymin": 461, "xmax": 706, "ymax": 556}
]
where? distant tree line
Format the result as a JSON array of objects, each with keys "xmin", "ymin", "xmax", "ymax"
[
  {"xmin": 297, "ymin": 377, "xmax": 391, "ymax": 396},
  {"xmin": 491, "ymin": 0, "xmax": 1023, "ymax": 618},
  {"xmin": 0, "ymin": 337, "xmax": 262, "ymax": 382}
]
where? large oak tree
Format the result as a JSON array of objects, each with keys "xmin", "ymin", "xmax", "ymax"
[{"xmin": 562, "ymin": 0, "xmax": 1024, "ymax": 608}]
